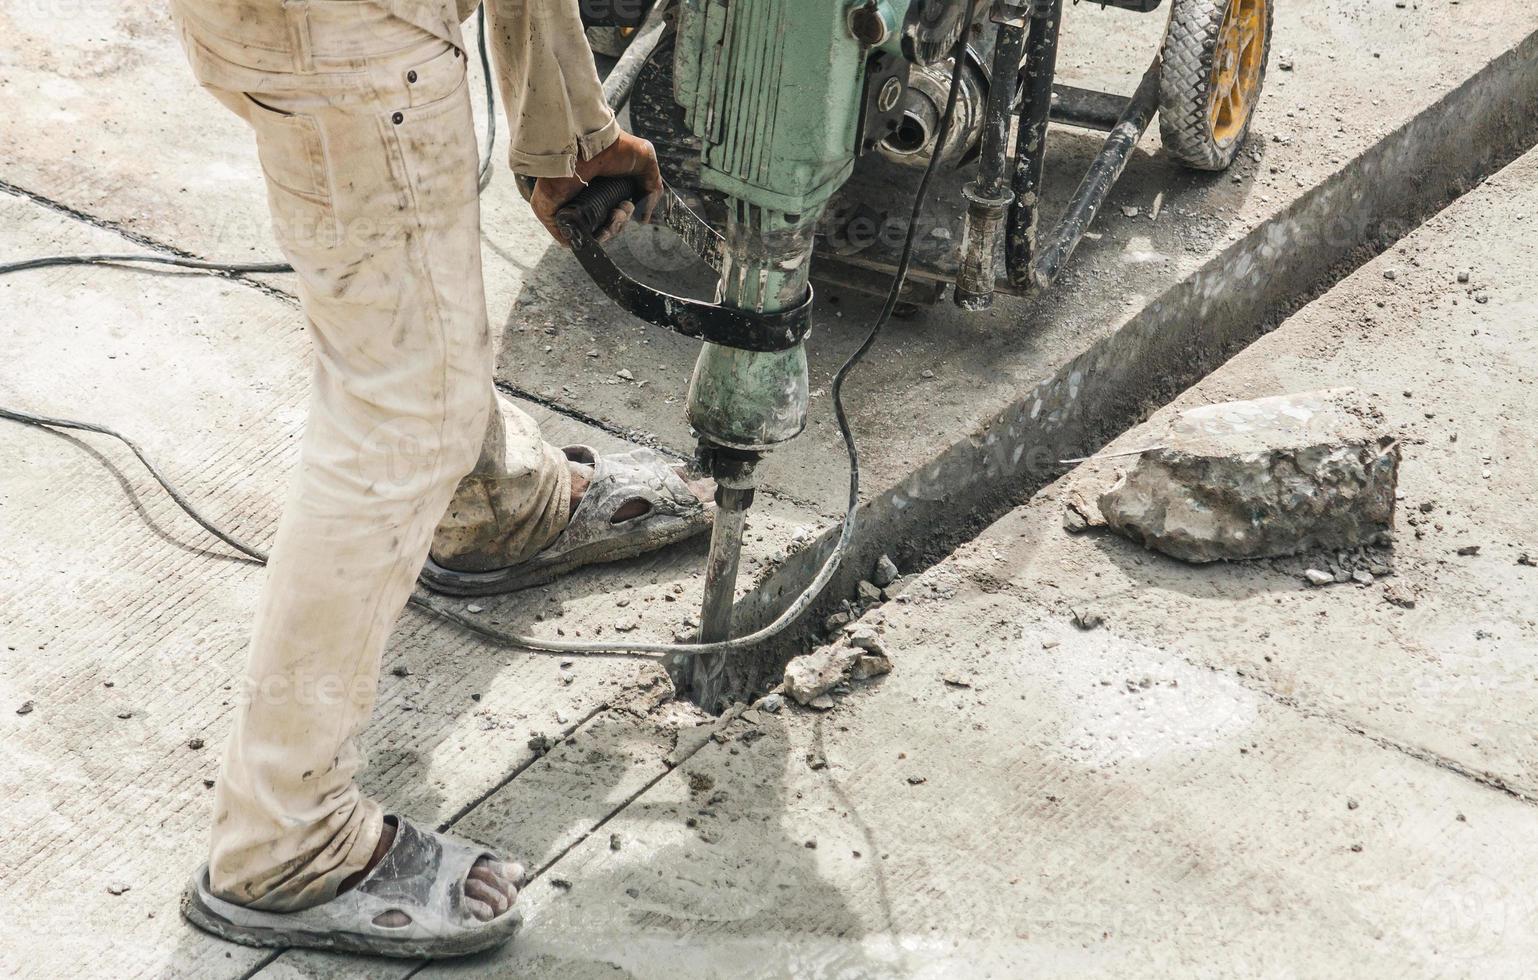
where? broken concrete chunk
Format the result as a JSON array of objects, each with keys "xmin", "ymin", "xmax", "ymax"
[
  {"xmin": 783, "ymin": 644, "xmax": 860, "ymax": 705},
  {"xmin": 872, "ymin": 554, "xmax": 900, "ymax": 588},
  {"xmin": 1304, "ymin": 568, "xmax": 1334, "ymax": 586},
  {"xmin": 1098, "ymin": 389, "xmax": 1400, "ymax": 563},
  {"xmin": 856, "ymin": 580, "xmax": 883, "ymax": 604},
  {"xmin": 846, "ymin": 626, "xmax": 885, "ymax": 655},
  {"xmin": 852, "ymin": 653, "xmax": 893, "ymax": 680}
]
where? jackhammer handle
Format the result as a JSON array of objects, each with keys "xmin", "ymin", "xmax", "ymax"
[{"xmin": 557, "ymin": 176, "xmax": 642, "ymax": 237}]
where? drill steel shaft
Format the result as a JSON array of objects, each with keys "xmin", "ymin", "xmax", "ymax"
[{"xmin": 697, "ymin": 488, "xmax": 753, "ymax": 643}]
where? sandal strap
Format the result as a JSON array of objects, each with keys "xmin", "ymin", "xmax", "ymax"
[
  {"xmin": 356, "ymin": 816, "xmax": 486, "ymax": 922},
  {"xmin": 191, "ymin": 816, "xmax": 510, "ymax": 946}
]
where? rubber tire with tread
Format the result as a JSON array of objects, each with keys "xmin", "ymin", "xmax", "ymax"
[{"xmin": 1158, "ymin": 0, "xmax": 1272, "ymax": 171}]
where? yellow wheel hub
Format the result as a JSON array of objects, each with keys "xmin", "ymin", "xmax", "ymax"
[{"xmin": 1208, "ymin": 0, "xmax": 1265, "ymax": 146}]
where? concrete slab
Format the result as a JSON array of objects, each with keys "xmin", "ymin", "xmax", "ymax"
[
  {"xmin": 0, "ymin": 191, "xmax": 805, "ymax": 978},
  {"xmin": 5, "ymin": 6, "xmax": 1537, "ymax": 620},
  {"xmin": 344, "ymin": 144, "xmax": 1538, "ymax": 978},
  {"xmin": 971, "ymin": 144, "xmax": 1538, "ymax": 797},
  {"xmin": 388, "ymin": 584, "xmax": 1538, "ymax": 978}
]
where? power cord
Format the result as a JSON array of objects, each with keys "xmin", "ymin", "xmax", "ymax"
[{"xmin": 0, "ymin": 4, "xmax": 979, "ymax": 658}]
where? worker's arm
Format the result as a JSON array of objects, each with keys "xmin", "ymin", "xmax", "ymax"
[{"xmin": 484, "ymin": 0, "xmax": 662, "ymax": 243}]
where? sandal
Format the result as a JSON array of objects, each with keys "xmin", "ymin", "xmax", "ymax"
[
  {"xmin": 420, "ymin": 445, "xmax": 711, "ymax": 597},
  {"xmin": 181, "ymin": 816, "xmax": 524, "ymax": 959}
]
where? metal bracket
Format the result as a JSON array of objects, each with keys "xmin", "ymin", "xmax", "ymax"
[{"xmin": 556, "ymin": 177, "xmax": 814, "ymax": 354}]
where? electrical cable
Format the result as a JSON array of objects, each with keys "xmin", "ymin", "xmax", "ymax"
[
  {"xmin": 4, "ymin": 18, "xmax": 498, "ymax": 282},
  {"xmin": 475, "ymin": 5, "xmax": 497, "ymax": 192},
  {"xmin": 0, "ymin": 5, "xmax": 979, "ymax": 658}
]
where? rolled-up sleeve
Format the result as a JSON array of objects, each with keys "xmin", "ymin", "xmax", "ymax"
[{"xmin": 485, "ymin": 0, "xmax": 622, "ymax": 178}]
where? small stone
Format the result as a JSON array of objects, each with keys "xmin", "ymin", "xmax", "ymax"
[
  {"xmin": 941, "ymin": 672, "xmax": 972, "ymax": 688},
  {"xmin": 808, "ymin": 694, "xmax": 836, "ymax": 710},
  {"xmin": 872, "ymin": 554, "xmax": 900, "ymax": 588},
  {"xmin": 804, "ymin": 839, "xmax": 818, "ymax": 849},
  {"xmin": 857, "ymin": 580, "xmax": 882, "ymax": 604},
  {"xmin": 1518, "ymin": 554, "xmax": 1537, "ymax": 568},
  {"xmin": 1369, "ymin": 563, "xmax": 1391, "ymax": 577},
  {"xmin": 1333, "ymin": 568, "xmax": 1352, "ymax": 584},
  {"xmin": 1278, "ymin": 52, "xmax": 1294, "ymax": 70},
  {"xmin": 586, "ymin": 349, "xmax": 600, "ymax": 358},
  {"xmin": 616, "ymin": 369, "xmax": 634, "ymax": 381},
  {"xmin": 1457, "ymin": 270, "xmax": 1471, "ymax": 284},
  {"xmin": 107, "ymin": 882, "xmax": 131, "ymax": 896},
  {"xmin": 906, "ymin": 775, "xmax": 927, "ymax": 785},
  {"xmin": 1350, "ymin": 843, "xmax": 1363, "ymax": 853},
  {"xmin": 1352, "ymin": 570, "xmax": 1375, "ymax": 586},
  {"xmin": 1120, "ymin": 205, "xmax": 1140, "ymax": 218},
  {"xmin": 625, "ymin": 886, "xmax": 640, "ymax": 898},
  {"xmin": 15, "ymin": 700, "xmax": 34, "ymax": 716},
  {"xmin": 559, "ymin": 668, "xmax": 575, "ymax": 685},
  {"xmin": 1456, "ymin": 545, "xmax": 1481, "ymax": 557},
  {"xmin": 1347, "ymin": 799, "xmax": 1359, "ymax": 810},
  {"xmin": 203, "ymin": 778, "xmax": 216, "ymax": 789},
  {"xmin": 805, "ymin": 750, "xmax": 828, "ymax": 771},
  {"xmin": 1382, "ymin": 269, "xmax": 1397, "ymax": 281},
  {"xmin": 847, "ymin": 626, "xmax": 884, "ymax": 654},
  {"xmin": 783, "ymin": 644, "xmax": 860, "ymax": 705},
  {"xmin": 851, "ymin": 653, "xmax": 893, "ymax": 680},
  {"xmin": 760, "ymin": 693, "xmax": 785, "ymax": 713},
  {"xmin": 1040, "ymin": 637, "xmax": 1060, "ymax": 649},
  {"xmin": 390, "ymin": 664, "xmax": 412, "ymax": 677},
  {"xmin": 187, "ymin": 737, "xmax": 205, "ymax": 750},
  {"xmin": 116, "ymin": 710, "xmax": 133, "ymax": 720},
  {"xmin": 1474, "ymin": 293, "xmax": 1489, "ymax": 304},
  {"xmin": 823, "ymin": 611, "xmax": 853, "ymax": 633},
  {"xmin": 1071, "ymin": 608, "xmax": 1104, "ymax": 631},
  {"xmin": 920, "ymin": 369, "xmax": 935, "ymax": 380},
  {"xmin": 1383, "ymin": 584, "xmax": 1416, "ymax": 609},
  {"xmin": 527, "ymin": 734, "xmax": 557, "ymax": 755},
  {"xmin": 1304, "ymin": 568, "xmax": 1334, "ymax": 586},
  {"xmin": 550, "ymin": 878, "xmax": 572, "ymax": 890},
  {"xmin": 466, "ymin": 603, "xmax": 484, "ymax": 614}
]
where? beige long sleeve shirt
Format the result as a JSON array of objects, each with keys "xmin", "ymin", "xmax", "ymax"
[{"xmin": 374, "ymin": 0, "xmax": 621, "ymax": 178}]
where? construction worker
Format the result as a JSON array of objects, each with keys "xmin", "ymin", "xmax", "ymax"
[{"xmin": 170, "ymin": 0, "xmax": 708, "ymax": 958}]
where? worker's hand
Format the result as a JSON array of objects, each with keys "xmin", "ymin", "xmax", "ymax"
[{"xmin": 532, "ymin": 132, "xmax": 663, "ymax": 246}]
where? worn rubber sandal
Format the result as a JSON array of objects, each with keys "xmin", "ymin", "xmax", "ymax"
[
  {"xmin": 181, "ymin": 816, "xmax": 524, "ymax": 959},
  {"xmin": 420, "ymin": 445, "xmax": 711, "ymax": 597}
]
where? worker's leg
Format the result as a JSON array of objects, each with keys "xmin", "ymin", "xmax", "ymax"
[
  {"xmin": 430, "ymin": 392, "xmax": 573, "ymax": 571},
  {"xmin": 174, "ymin": 4, "xmax": 551, "ymax": 911}
]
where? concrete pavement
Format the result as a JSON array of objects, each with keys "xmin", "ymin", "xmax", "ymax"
[{"xmin": 272, "ymin": 142, "xmax": 1538, "ymax": 980}]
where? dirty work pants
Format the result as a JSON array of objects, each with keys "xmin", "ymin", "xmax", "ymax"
[{"xmin": 175, "ymin": 0, "xmax": 570, "ymax": 911}]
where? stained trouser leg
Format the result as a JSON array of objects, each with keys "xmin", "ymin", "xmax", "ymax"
[{"xmin": 188, "ymin": 29, "xmax": 535, "ymax": 911}]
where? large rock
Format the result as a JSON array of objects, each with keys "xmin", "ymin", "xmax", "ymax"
[{"xmin": 1097, "ymin": 389, "xmax": 1400, "ymax": 563}]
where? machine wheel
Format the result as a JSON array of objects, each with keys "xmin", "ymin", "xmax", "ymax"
[{"xmin": 1157, "ymin": 0, "xmax": 1271, "ymax": 171}]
